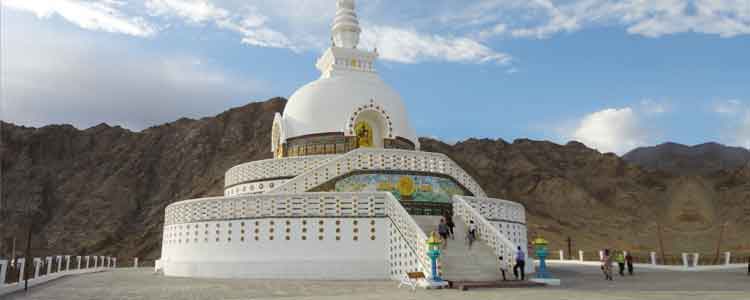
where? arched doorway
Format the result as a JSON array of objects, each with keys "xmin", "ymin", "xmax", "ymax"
[{"xmin": 352, "ymin": 110, "xmax": 387, "ymax": 148}]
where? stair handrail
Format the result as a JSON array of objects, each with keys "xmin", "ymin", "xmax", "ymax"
[
  {"xmin": 453, "ymin": 195, "xmax": 518, "ymax": 268},
  {"xmin": 383, "ymin": 193, "xmax": 432, "ymax": 280}
]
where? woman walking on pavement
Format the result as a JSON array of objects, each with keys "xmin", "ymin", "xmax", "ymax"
[
  {"xmin": 615, "ymin": 251, "xmax": 626, "ymax": 276},
  {"xmin": 625, "ymin": 251, "xmax": 634, "ymax": 275},
  {"xmin": 601, "ymin": 249, "xmax": 613, "ymax": 281}
]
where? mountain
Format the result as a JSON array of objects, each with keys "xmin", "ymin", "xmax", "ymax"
[
  {"xmin": 623, "ymin": 142, "xmax": 750, "ymax": 175},
  {"xmin": 1, "ymin": 98, "xmax": 749, "ymax": 263}
]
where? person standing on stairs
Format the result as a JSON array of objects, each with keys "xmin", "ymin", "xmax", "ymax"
[
  {"xmin": 513, "ymin": 246, "xmax": 526, "ymax": 281},
  {"xmin": 437, "ymin": 218, "xmax": 449, "ymax": 249},
  {"xmin": 444, "ymin": 212, "xmax": 456, "ymax": 240},
  {"xmin": 466, "ymin": 220, "xmax": 477, "ymax": 250}
]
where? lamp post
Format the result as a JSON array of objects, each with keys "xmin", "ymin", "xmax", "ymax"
[
  {"xmin": 533, "ymin": 236, "xmax": 550, "ymax": 279},
  {"xmin": 426, "ymin": 232, "xmax": 442, "ymax": 282}
]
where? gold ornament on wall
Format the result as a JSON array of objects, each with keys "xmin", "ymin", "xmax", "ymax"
[
  {"xmin": 355, "ymin": 121, "xmax": 373, "ymax": 148},
  {"xmin": 397, "ymin": 176, "xmax": 416, "ymax": 199}
]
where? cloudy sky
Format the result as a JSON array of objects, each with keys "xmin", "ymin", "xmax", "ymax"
[{"xmin": 2, "ymin": 0, "xmax": 749, "ymax": 154}]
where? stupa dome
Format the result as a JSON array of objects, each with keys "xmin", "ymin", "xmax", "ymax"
[
  {"xmin": 273, "ymin": 0, "xmax": 418, "ymax": 157},
  {"xmin": 282, "ymin": 72, "xmax": 418, "ymax": 147}
]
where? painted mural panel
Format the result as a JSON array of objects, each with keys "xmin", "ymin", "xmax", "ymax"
[{"xmin": 334, "ymin": 173, "xmax": 465, "ymax": 203}]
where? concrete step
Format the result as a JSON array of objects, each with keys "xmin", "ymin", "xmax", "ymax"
[
  {"xmin": 451, "ymin": 280, "xmax": 545, "ymax": 291},
  {"xmin": 412, "ymin": 215, "xmax": 504, "ymax": 282}
]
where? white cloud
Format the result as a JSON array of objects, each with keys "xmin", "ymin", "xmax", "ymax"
[
  {"xmin": 713, "ymin": 99, "xmax": 750, "ymax": 148},
  {"xmin": 460, "ymin": 0, "xmax": 750, "ymax": 40},
  {"xmin": 640, "ymin": 99, "xmax": 670, "ymax": 115},
  {"xmin": 2, "ymin": 0, "xmax": 157, "ymax": 37},
  {"xmin": 1, "ymin": 16, "xmax": 264, "ymax": 131},
  {"xmin": 714, "ymin": 99, "xmax": 743, "ymax": 115},
  {"xmin": 569, "ymin": 107, "xmax": 648, "ymax": 154},
  {"xmin": 145, "ymin": 0, "xmax": 228, "ymax": 24},
  {"xmin": 361, "ymin": 25, "xmax": 511, "ymax": 64}
]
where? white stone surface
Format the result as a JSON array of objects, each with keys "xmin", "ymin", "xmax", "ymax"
[
  {"xmin": 0, "ymin": 260, "xmax": 7, "ymax": 287},
  {"xmin": 531, "ymin": 277, "xmax": 561, "ymax": 286}
]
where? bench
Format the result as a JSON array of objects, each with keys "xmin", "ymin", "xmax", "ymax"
[{"xmin": 398, "ymin": 272, "xmax": 425, "ymax": 291}]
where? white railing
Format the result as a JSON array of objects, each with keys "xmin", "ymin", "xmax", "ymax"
[
  {"xmin": 267, "ymin": 149, "xmax": 487, "ymax": 198},
  {"xmin": 165, "ymin": 192, "xmax": 388, "ymax": 226},
  {"xmin": 453, "ymin": 195, "xmax": 518, "ymax": 268},
  {"xmin": 383, "ymin": 193, "xmax": 431, "ymax": 280},
  {"xmin": 0, "ymin": 256, "xmax": 115, "ymax": 296},
  {"xmin": 225, "ymin": 155, "xmax": 336, "ymax": 188}
]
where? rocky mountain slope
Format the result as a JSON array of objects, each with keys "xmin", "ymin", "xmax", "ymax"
[
  {"xmin": 2, "ymin": 98, "xmax": 749, "ymax": 262},
  {"xmin": 623, "ymin": 142, "xmax": 750, "ymax": 175}
]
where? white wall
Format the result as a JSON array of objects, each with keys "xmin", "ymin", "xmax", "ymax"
[{"xmin": 162, "ymin": 217, "xmax": 388, "ymax": 279}]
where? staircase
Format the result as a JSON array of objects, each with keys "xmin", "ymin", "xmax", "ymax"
[{"xmin": 413, "ymin": 216, "xmax": 504, "ymax": 282}]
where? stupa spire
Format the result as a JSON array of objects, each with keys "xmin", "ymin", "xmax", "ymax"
[{"xmin": 332, "ymin": 0, "xmax": 361, "ymax": 48}]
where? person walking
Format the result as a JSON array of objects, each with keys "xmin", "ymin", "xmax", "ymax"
[
  {"xmin": 498, "ymin": 256, "xmax": 510, "ymax": 281},
  {"xmin": 615, "ymin": 251, "xmax": 626, "ymax": 276},
  {"xmin": 437, "ymin": 218, "xmax": 449, "ymax": 249},
  {"xmin": 601, "ymin": 249, "xmax": 613, "ymax": 280},
  {"xmin": 445, "ymin": 213, "xmax": 456, "ymax": 240},
  {"xmin": 466, "ymin": 220, "xmax": 477, "ymax": 250},
  {"xmin": 513, "ymin": 246, "xmax": 526, "ymax": 280},
  {"xmin": 625, "ymin": 252, "xmax": 634, "ymax": 275}
]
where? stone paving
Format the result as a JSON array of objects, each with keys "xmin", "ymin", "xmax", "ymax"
[{"xmin": 2, "ymin": 264, "xmax": 748, "ymax": 300}]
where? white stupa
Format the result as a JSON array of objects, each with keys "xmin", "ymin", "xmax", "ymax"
[
  {"xmin": 275, "ymin": 0, "xmax": 418, "ymax": 158},
  {"xmin": 158, "ymin": 0, "xmax": 530, "ymax": 284}
]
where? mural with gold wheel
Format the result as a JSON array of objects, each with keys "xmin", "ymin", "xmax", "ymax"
[
  {"xmin": 333, "ymin": 173, "xmax": 466, "ymax": 203},
  {"xmin": 397, "ymin": 176, "xmax": 416, "ymax": 200}
]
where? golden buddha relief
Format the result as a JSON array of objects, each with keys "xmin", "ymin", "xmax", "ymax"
[{"xmin": 355, "ymin": 121, "xmax": 373, "ymax": 148}]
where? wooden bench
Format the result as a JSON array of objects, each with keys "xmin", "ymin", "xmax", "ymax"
[{"xmin": 398, "ymin": 272, "xmax": 425, "ymax": 291}]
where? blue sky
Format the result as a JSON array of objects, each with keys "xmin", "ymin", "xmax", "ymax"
[{"xmin": 2, "ymin": 0, "xmax": 750, "ymax": 154}]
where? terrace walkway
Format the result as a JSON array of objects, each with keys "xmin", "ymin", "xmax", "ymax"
[{"xmin": 3, "ymin": 265, "xmax": 748, "ymax": 300}]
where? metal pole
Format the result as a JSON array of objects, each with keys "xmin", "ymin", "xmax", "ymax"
[
  {"xmin": 23, "ymin": 216, "xmax": 32, "ymax": 291},
  {"xmin": 11, "ymin": 237, "xmax": 16, "ymax": 266},
  {"xmin": 567, "ymin": 236, "xmax": 572, "ymax": 260}
]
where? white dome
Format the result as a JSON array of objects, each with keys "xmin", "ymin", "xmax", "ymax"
[{"xmin": 282, "ymin": 72, "xmax": 418, "ymax": 147}]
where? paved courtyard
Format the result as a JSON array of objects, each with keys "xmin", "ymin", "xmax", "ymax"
[{"xmin": 3, "ymin": 264, "xmax": 748, "ymax": 300}]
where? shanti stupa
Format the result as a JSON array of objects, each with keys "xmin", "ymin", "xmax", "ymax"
[{"xmin": 158, "ymin": 0, "xmax": 529, "ymax": 284}]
